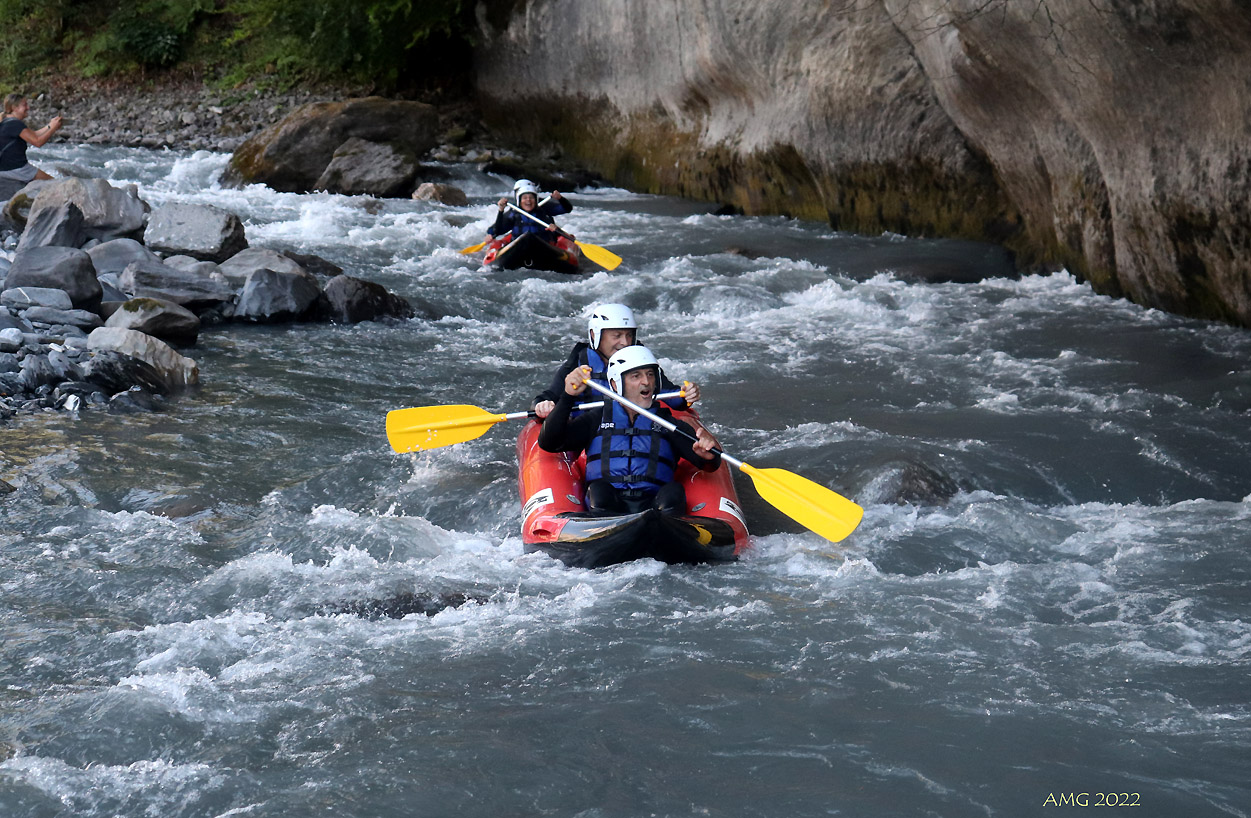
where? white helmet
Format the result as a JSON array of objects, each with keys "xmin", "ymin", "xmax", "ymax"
[
  {"xmin": 606, "ymin": 345, "xmax": 659, "ymax": 396},
  {"xmin": 587, "ymin": 303, "xmax": 638, "ymax": 350},
  {"xmin": 513, "ymin": 179, "xmax": 539, "ymax": 202}
]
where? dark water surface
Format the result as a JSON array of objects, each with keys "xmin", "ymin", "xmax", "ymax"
[{"xmin": 2, "ymin": 146, "xmax": 1249, "ymax": 817}]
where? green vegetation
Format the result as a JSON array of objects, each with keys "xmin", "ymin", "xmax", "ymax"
[{"xmin": 0, "ymin": 0, "xmax": 474, "ymax": 91}]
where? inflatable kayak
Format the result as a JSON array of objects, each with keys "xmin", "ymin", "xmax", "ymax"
[
  {"xmin": 516, "ymin": 412, "xmax": 751, "ymax": 568},
  {"xmin": 484, "ymin": 232, "xmax": 581, "ymax": 275}
]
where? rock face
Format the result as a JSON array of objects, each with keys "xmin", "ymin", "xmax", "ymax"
[
  {"xmin": 221, "ymin": 97, "xmax": 439, "ymax": 194},
  {"xmin": 472, "ymin": 0, "xmax": 1251, "ymax": 326}
]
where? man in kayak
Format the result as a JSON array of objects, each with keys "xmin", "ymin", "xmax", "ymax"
[
  {"xmin": 484, "ymin": 179, "xmax": 572, "ymax": 246},
  {"xmin": 539, "ymin": 345, "xmax": 721, "ymax": 515},
  {"xmin": 532, "ymin": 303, "xmax": 701, "ymax": 418}
]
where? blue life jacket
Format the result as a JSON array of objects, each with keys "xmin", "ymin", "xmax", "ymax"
[
  {"xmin": 584, "ymin": 401, "xmax": 678, "ymax": 491},
  {"xmin": 493, "ymin": 202, "xmax": 570, "ymax": 240}
]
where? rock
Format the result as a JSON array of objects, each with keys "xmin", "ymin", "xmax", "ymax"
[
  {"xmin": 19, "ymin": 354, "xmax": 60, "ymax": 390},
  {"xmin": 105, "ymin": 297, "xmax": 200, "ymax": 344},
  {"xmin": 6, "ymin": 246, "xmax": 102, "ymax": 311},
  {"xmin": 235, "ymin": 269, "xmax": 322, "ymax": 322},
  {"xmin": 218, "ymin": 247, "xmax": 309, "ymax": 288},
  {"xmin": 412, "ymin": 182, "xmax": 470, "ymax": 206},
  {"xmin": 87, "ymin": 237, "xmax": 164, "ymax": 275},
  {"xmin": 23, "ymin": 178, "xmax": 148, "ymax": 242},
  {"xmin": 0, "ymin": 327, "xmax": 22, "ymax": 353},
  {"xmin": 320, "ymin": 275, "xmax": 415, "ymax": 323},
  {"xmin": 1, "ymin": 180, "xmax": 52, "ymax": 227},
  {"xmin": 1, "ymin": 287, "xmax": 74, "ymax": 311},
  {"xmin": 20, "ymin": 306, "xmax": 104, "ymax": 331},
  {"xmin": 314, "ymin": 137, "xmax": 420, "ymax": 198},
  {"xmin": 144, "ymin": 202, "xmax": 248, "ymax": 263},
  {"xmin": 16, "ymin": 201, "xmax": 87, "ymax": 252},
  {"xmin": 282, "ymin": 251, "xmax": 343, "ymax": 280},
  {"xmin": 85, "ymin": 327, "xmax": 198, "ymax": 393},
  {"xmin": 118, "ymin": 258, "xmax": 235, "ymax": 312},
  {"xmin": 221, "ymin": 96, "xmax": 439, "ymax": 193},
  {"xmin": 0, "ymin": 310, "xmax": 33, "ymax": 333}
]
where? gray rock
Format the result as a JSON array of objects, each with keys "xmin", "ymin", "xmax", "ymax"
[
  {"xmin": 235, "ymin": 268, "xmax": 322, "ymax": 322},
  {"xmin": 218, "ymin": 247, "xmax": 308, "ymax": 287},
  {"xmin": 118, "ymin": 258, "xmax": 234, "ymax": 312},
  {"xmin": 315, "ymin": 137, "xmax": 420, "ymax": 198},
  {"xmin": 23, "ymin": 178, "xmax": 148, "ymax": 242},
  {"xmin": 16, "ymin": 201, "xmax": 87, "ymax": 252},
  {"xmin": 85, "ymin": 327, "xmax": 198, "ymax": 393},
  {"xmin": 0, "ymin": 327, "xmax": 22, "ymax": 353},
  {"xmin": 412, "ymin": 182, "xmax": 470, "ymax": 206},
  {"xmin": 0, "ymin": 309, "xmax": 29, "ymax": 333},
  {"xmin": 21, "ymin": 306, "xmax": 104, "ymax": 330},
  {"xmin": 87, "ymin": 238, "xmax": 164, "ymax": 275},
  {"xmin": 19, "ymin": 354, "xmax": 60, "ymax": 390},
  {"xmin": 222, "ymin": 96, "xmax": 439, "ymax": 193},
  {"xmin": 6, "ymin": 246, "xmax": 102, "ymax": 311},
  {"xmin": 1, "ymin": 287, "xmax": 74, "ymax": 310},
  {"xmin": 144, "ymin": 202, "xmax": 248, "ymax": 263},
  {"xmin": 105, "ymin": 297, "xmax": 200, "ymax": 344},
  {"xmin": 320, "ymin": 274, "xmax": 415, "ymax": 324},
  {"xmin": 1, "ymin": 180, "xmax": 53, "ymax": 228}
]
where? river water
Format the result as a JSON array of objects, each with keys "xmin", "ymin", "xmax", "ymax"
[{"xmin": 1, "ymin": 146, "xmax": 1249, "ymax": 817}]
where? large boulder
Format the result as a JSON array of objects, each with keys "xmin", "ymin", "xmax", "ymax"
[
  {"xmin": 88, "ymin": 238, "xmax": 164, "ymax": 275},
  {"xmin": 16, "ymin": 201, "xmax": 87, "ymax": 252},
  {"xmin": 144, "ymin": 202, "xmax": 248, "ymax": 263},
  {"xmin": 221, "ymin": 97, "xmax": 438, "ymax": 193},
  {"xmin": 22, "ymin": 178, "xmax": 148, "ymax": 241},
  {"xmin": 218, "ymin": 247, "xmax": 310, "ymax": 288},
  {"xmin": 320, "ymin": 275, "xmax": 415, "ymax": 324},
  {"xmin": 6, "ymin": 246, "xmax": 102, "ymax": 312},
  {"xmin": 1, "ymin": 287, "xmax": 73, "ymax": 311},
  {"xmin": 1, "ymin": 180, "xmax": 53, "ymax": 228},
  {"xmin": 105, "ymin": 297, "xmax": 201, "ymax": 344},
  {"xmin": 315, "ymin": 138, "xmax": 420, "ymax": 198},
  {"xmin": 412, "ymin": 182, "xmax": 469, "ymax": 206},
  {"xmin": 85, "ymin": 327, "xmax": 198, "ymax": 393},
  {"xmin": 235, "ymin": 269, "xmax": 322, "ymax": 322},
  {"xmin": 118, "ymin": 258, "xmax": 235, "ymax": 312}
]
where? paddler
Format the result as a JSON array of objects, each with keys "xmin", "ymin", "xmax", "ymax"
[
  {"xmin": 532, "ymin": 303, "xmax": 701, "ymax": 418},
  {"xmin": 538, "ymin": 345, "xmax": 721, "ymax": 515},
  {"xmin": 483, "ymin": 179, "xmax": 573, "ymax": 247}
]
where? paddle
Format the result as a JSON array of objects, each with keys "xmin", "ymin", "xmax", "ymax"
[
  {"xmin": 581, "ymin": 378, "xmax": 864, "ymax": 543},
  {"xmin": 459, "ymin": 196, "xmax": 552, "ymax": 255},
  {"xmin": 505, "ymin": 202, "xmax": 624, "ymax": 271},
  {"xmin": 387, "ymin": 391, "xmax": 684, "ymax": 453}
]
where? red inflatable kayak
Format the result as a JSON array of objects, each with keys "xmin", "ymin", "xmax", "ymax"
[
  {"xmin": 516, "ymin": 410, "xmax": 751, "ymax": 568},
  {"xmin": 484, "ymin": 232, "xmax": 581, "ymax": 275}
]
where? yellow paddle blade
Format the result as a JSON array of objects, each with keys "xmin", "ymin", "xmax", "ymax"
[
  {"xmin": 740, "ymin": 463, "xmax": 864, "ymax": 543},
  {"xmin": 386, "ymin": 404, "xmax": 508, "ymax": 453},
  {"xmin": 460, "ymin": 239, "xmax": 489, "ymax": 255},
  {"xmin": 575, "ymin": 240, "xmax": 623, "ymax": 271}
]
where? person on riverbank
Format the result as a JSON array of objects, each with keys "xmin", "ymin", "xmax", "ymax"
[
  {"xmin": 0, "ymin": 94, "xmax": 62, "ymax": 184},
  {"xmin": 484, "ymin": 179, "xmax": 572, "ymax": 246},
  {"xmin": 538, "ymin": 345, "xmax": 721, "ymax": 515},
  {"xmin": 531, "ymin": 303, "xmax": 700, "ymax": 418}
]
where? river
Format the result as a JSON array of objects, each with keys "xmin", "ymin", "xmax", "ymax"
[{"xmin": 1, "ymin": 145, "xmax": 1249, "ymax": 817}]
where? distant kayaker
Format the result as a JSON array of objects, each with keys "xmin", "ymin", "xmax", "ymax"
[
  {"xmin": 539, "ymin": 345, "xmax": 721, "ymax": 515},
  {"xmin": 484, "ymin": 179, "xmax": 573, "ymax": 246},
  {"xmin": 0, "ymin": 93, "xmax": 62, "ymax": 185},
  {"xmin": 532, "ymin": 303, "xmax": 701, "ymax": 418}
]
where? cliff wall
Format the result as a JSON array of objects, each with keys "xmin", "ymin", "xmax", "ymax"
[{"xmin": 473, "ymin": 0, "xmax": 1251, "ymax": 325}]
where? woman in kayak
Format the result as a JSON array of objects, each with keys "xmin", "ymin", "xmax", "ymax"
[
  {"xmin": 532, "ymin": 303, "xmax": 701, "ymax": 418},
  {"xmin": 538, "ymin": 345, "xmax": 721, "ymax": 515},
  {"xmin": 484, "ymin": 179, "xmax": 572, "ymax": 246}
]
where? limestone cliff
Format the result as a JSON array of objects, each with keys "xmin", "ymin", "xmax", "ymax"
[{"xmin": 473, "ymin": 0, "xmax": 1251, "ymax": 326}]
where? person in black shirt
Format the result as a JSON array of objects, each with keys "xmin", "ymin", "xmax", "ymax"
[{"xmin": 0, "ymin": 94, "xmax": 61, "ymax": 184}]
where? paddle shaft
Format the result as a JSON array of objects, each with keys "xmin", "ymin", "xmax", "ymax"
[
  {"xmin": 581, "ymin": 379, "xmax": 739, "ymax": 467},
  {"xmin": 464, "ymin": 198, "xmax": 553, "ymax": 254},
  {"xmin": 506, "ymin": 201, "xmax": 573, "ymax": 240},
  {"xmin": 405, "ymin": 390, "xmax": 684, "ymax": 433}
]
